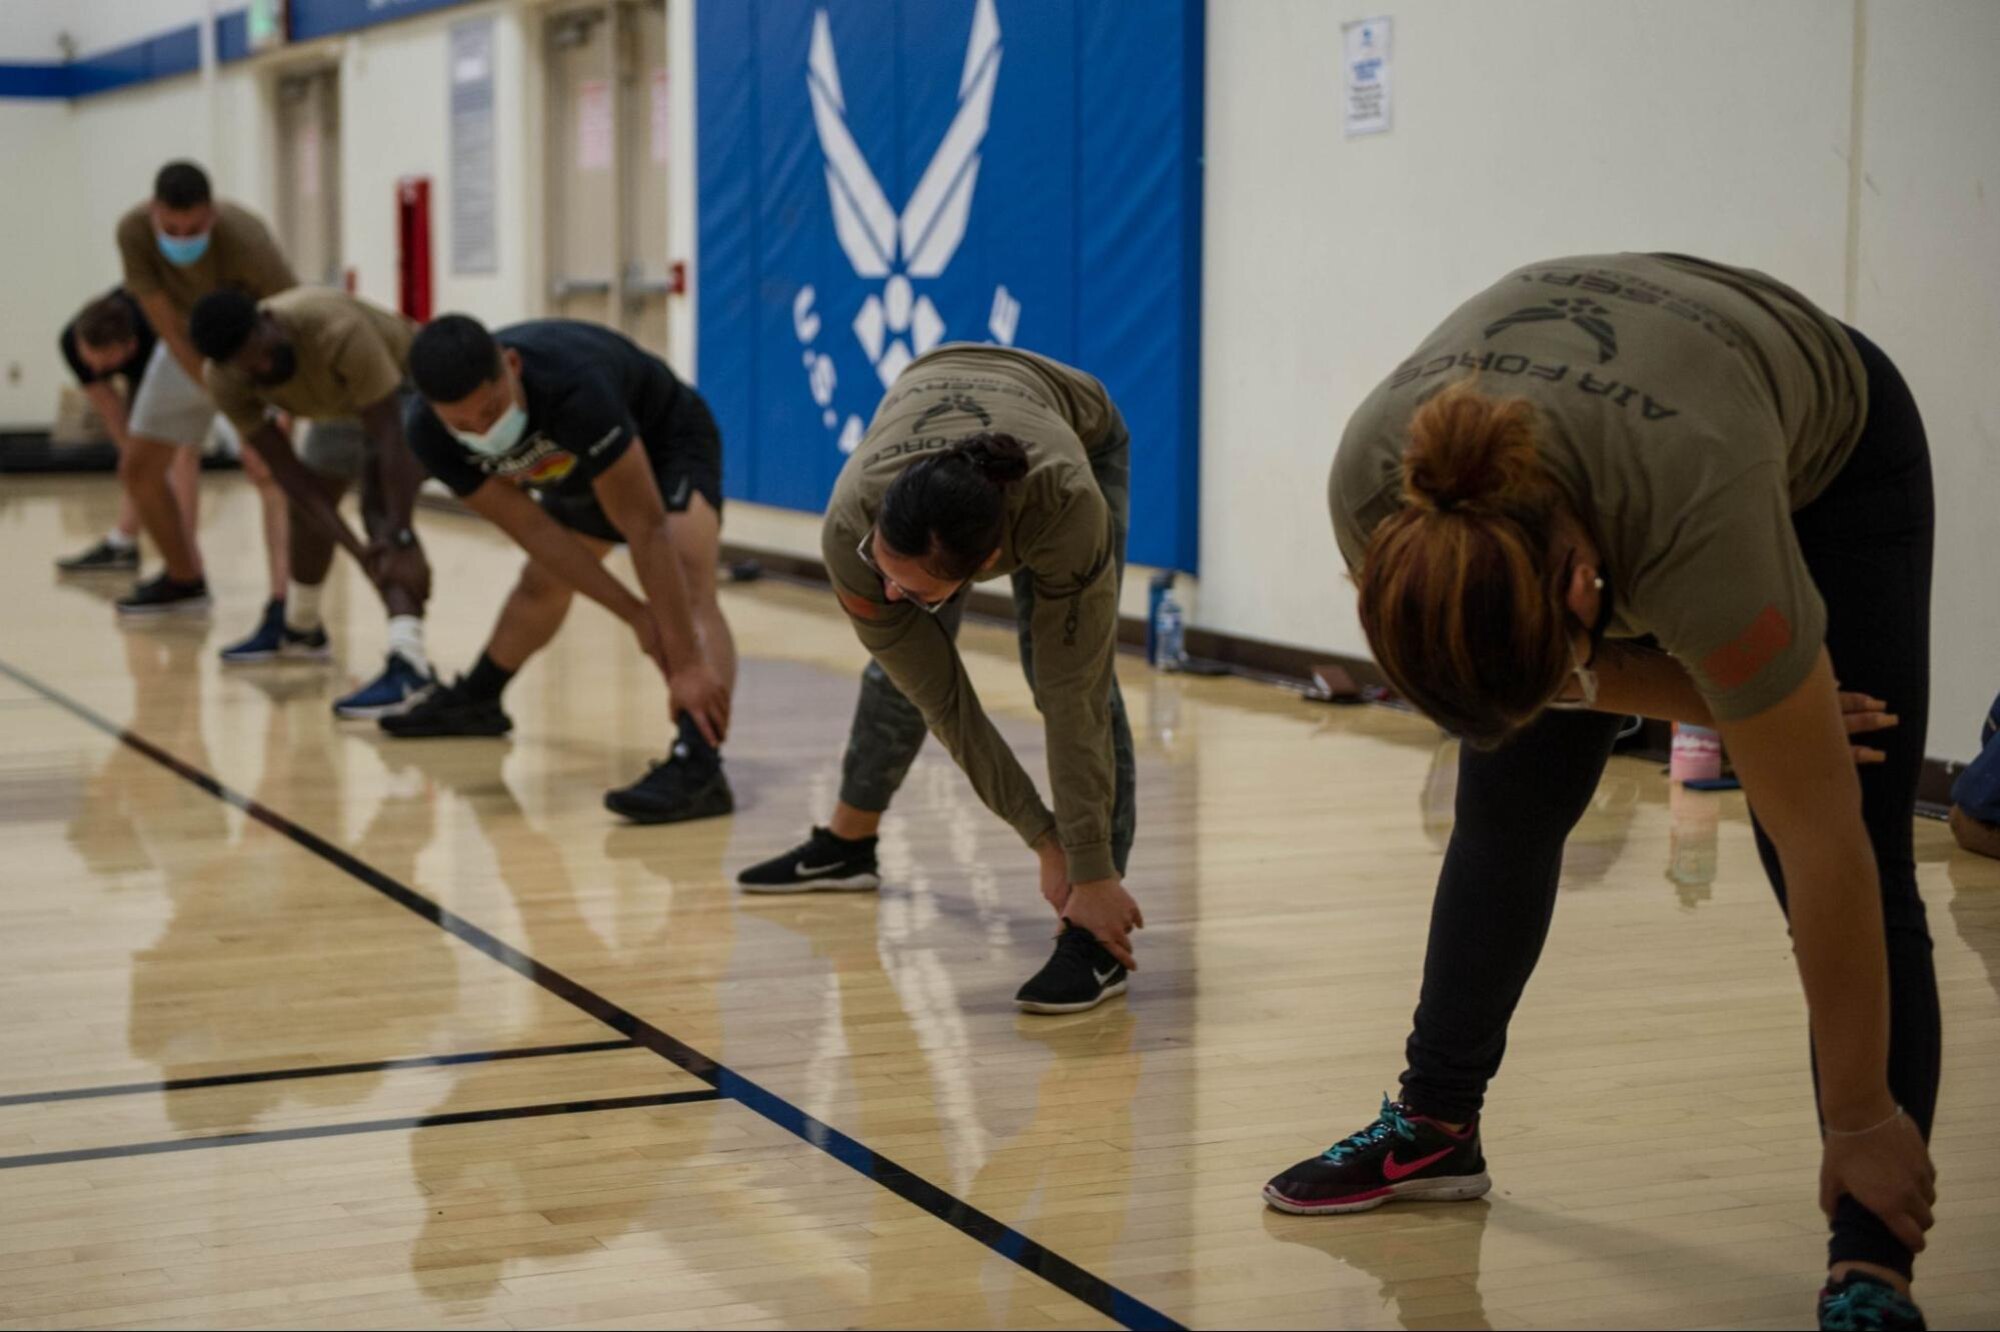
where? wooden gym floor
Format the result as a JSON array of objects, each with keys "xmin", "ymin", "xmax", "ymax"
[{"xmin": 1, "ymin": 473, "xmax": 1995, "ymax": 1331}]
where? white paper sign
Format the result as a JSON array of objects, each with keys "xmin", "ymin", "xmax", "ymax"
[
  {"xmin": 577, "ymin": 80, "xmax": 613, "ymax": 171},
  {"xmin": 1343, "ymin": 16, "xmax": 1392, "ymax": 137},
  {"xmin": 449, "ymin": 18, "xmax": 498, "ymax": 274}
]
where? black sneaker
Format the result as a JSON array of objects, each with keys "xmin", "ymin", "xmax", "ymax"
[
  {"xmin": 603, "ymin": 754, "xmax": 734, "ymax": 824},
  {"xmin": 737, "ymin": 826, "xmax": 881, "ymax": 893},
  {"xmin": 379, "ymin": 676, "xmax": 513, "ymax": 738},
  {"xmin": 1014, "ymin": 924, "xmax": 1129, "ymax": 1014},
  {"xmin": 57, "ymin": 537, "xmax": 138, "ymax": 572},
  {"xmin": 1818, "ymin": 1274, "xmax": 1926, "ymax": 1331},
  {"xmin": 115, "ymin": 573, "xmax": 211, "ymax": 616},
  {"xmin": 1263, "ymin": 1096, "xmax": 1490, "ymax": 1215}
]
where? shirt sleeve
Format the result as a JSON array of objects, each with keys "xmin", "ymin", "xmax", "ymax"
[
  {"xmin": 1635, "ymin": 460, "xmax": 1827, "ymax": 722},
  {"xmin": 1013, "ymin": 468, "xmax": 1121, "ymax": 883},
  {"xmin": 327, "ymin": 316, "xmax": 404, "ymax": 409},
  {"xmin": 116, "ymin": 211, "xmax": 162, "ymax": 297},
  {"xmin": 59, "ymin": 321, "xmax": 96, "ymax": 385},
  {"xmin": 403, "ymin": 396, "xmax": 489, "ymax": 497},
  {"xmin": 821, "ymin": 512, "xmax": 1060, "ymax": 854},
  {"xmin": 226, "ymin": 210, "xmax": 299, "ymax": 298},
  {"xmin": 553, "ymin": 376, "xmax": 640, "ymax": 483},
  {"xmin": 204, "ymin": 365, "xmax": 270, "ymax": 438}
]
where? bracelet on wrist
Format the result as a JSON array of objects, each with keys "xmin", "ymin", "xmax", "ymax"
[{"xmin": 1825, "ymin": 1106, "xmax": 1904, "ymax": 1139}]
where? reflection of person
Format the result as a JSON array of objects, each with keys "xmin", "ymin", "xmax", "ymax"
[
  {"xmin": 738, "ymin": 345, "xmax": 1140, "ymax": 1017},
  {"xmin": 1273, "ymin": 254, "xmax": 1936, "ymax": 1329},
  {"xmin": 52, "ymin": 290, "xmax": 201, "ymax": 574},
  {"xmin": 190, "ymin": 287, "xmax": 437, "ymax": 718},
  {"xmin": 111, "ymin": 160, "xmax": 297, "ymax": 624},
  {"xmin": 390, "ymin": 315, "xmax": 736, "ymax": 827}
]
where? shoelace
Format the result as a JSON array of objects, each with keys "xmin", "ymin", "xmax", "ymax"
[
  {"xmin": 1322, "ymin": 1095, "xmax": 1417, "ymax": 1163},
  {"xmin": 1052, "ymin": 925, "xmax": 1102, "ymax": 966},
  {"xmin": 1820, "ymin": 1280, "xmax": 1916, "ymax": 1331}
]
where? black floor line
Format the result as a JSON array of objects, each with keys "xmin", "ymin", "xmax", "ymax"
[
  {"xmin": 0, "ymin": 657, "xmax": 1183, "ymax": 1332},
  {"xmin": 0, "ymin": 1089, "xmax": 721, "ymax": 1170},
  {"xmin": 0, "ymin": 1038, "xmax": 640, "ymax": 1107}
]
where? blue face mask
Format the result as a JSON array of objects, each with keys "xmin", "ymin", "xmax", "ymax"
[
  {"xmin": 453, "ymin": 403, "xmax": 529, "ymax": 457},
  {"xmin": 155, "ymin": 228, "xmax": 211, "ymax": 267}
]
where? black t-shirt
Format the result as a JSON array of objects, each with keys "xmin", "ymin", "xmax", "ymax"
[
  {"xmin": 405, "ymin": 320, "xmax": 689, "ymax": 500},
  {"xmin": 59, "ymin": 288, "xmax": 157, "ymax": 386}
]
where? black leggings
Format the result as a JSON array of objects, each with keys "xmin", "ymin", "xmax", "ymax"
[{"xmin": 1402, "ymin": 326, "xmax": 1939, "ymax": 1277}]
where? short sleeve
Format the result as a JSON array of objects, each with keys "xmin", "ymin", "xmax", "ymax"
[
  {"xmin": 219, "ymin": 208, "xmax": 299, "ymax": 298},
  {"xmin": 328, "ymin": 318, "xmax": 403, "ymax": 408},
  {"xmin": 551, "ymin": 376, "xmax": 638, "ymax": 483},
  {"xmin": 404, "ymin": 396, "xmax": 489, "ymax": 497},
  {"xmin": 1634, "ymin": 461, "xmax": 1826, "ymax": 722},
  {"xmin": 116, "ymin": 210, "xmax": 162, "ymax": 296},
  {"xmin": 205, "ymin": 365, "xmax": 271, "ymax": 438},
  {"xmin": 59, "ymin": 322, "xmax": 96, "ymax": 385}
]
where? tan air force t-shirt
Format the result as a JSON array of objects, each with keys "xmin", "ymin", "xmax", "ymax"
[
  {"xmin": 822, "ymin": 344, "xmax": 1123, "ymax": 882},
  {"xmin": 1329, "ymin": 253, "xmax": 1869, "ymax": 722},
  {"xmin": 206, "ymin": 288, "xmax": 415, "ymax": 436},
  {"xmin": 116, "ymin": 201, "xmax": 298, "ymax": 321}
]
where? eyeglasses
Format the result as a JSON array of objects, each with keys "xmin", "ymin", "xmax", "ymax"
[{"xmin": 857, "ymin": 530, "xmax": 955, "ymax": 614}]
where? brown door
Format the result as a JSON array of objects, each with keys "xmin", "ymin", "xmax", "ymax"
[
  {"xmin": 544, "ymin": 6, "xmax": 618, "ymax": 328},
  {"xmin": 616, "ymin": 0, "xmax": 671, "ymax": 358},
  {"xmin": 274, "ymin": 67, "xmax": 341, "ymax": 286}
]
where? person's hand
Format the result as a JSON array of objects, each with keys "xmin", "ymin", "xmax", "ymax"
[
  {"xmin": 669, "ymin": 659, "xmax": 732, "ymax": 748},
  {"xmin": 1820, "ymin": 1106, "xmax": 1935, "ymax": 1253},
  {"xmin": 1036, "ymin": 835, "xmax": 1070, "ymax": 916},
  {"xmin": 1839, "ymin": 689, "xmax": 1898, "ymax": 765},
  {"xmin": 1062, "ymin": 877, "xmax": 1144, "ymax": 971}
]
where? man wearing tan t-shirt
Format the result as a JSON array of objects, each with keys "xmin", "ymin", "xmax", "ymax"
[
  {"xmin": 191, "ymin": 287, "xmax": 437, "ymax": 719},
  {"xmin": 112, "ymin": 160, "xmax": 299, "ymax": 622}
]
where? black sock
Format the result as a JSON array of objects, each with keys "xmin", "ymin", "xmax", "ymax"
[
  {"xmin": 674, "ymin": 710, "xmax": 720, "ymax": 765},
  {"xmin": 461, "ymin": 652, "xmax": 515, "ymax": 703}
]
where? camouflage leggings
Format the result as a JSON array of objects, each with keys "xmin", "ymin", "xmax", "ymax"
[{"xmin": 837, "ymin": 419, "xmax": 1137, "ymax": 877}]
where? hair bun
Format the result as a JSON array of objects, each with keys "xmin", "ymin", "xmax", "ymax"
[
  {"xmin": 1402, "ymin": 380, "xmax": 1542, "ymax": 514},
  {"xmin": 951, "ymin": 432, "xmax": 1031, "ymax": 487}
]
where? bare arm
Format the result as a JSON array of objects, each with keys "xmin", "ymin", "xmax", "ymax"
[
  {"xmin": 132, "ymin": 290, "xmax": 203, "ymax": 383},
  {"xmin": 463, "ymin": 478, "xmax": 647, "ymax": 624},
  {"xmin": 242, "ymin": 419, "xmax": 368, "ymax": 563},
  {"xmin": 82, "ymin": 382, "xmax": 132, "ymax": 447},
  {"xmin": 592, "ymin": 442, "xmax": 729, "ymax": 743},
  {"xmin": 1716, "ymin": 648, "xmax": 1934, "ymax": 1249},
  {"xmin": 356, "ymin": 391, "xmax": 425, "ymax": 539}
]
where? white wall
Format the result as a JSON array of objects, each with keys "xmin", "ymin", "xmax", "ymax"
[
  {"xmin": 1200, "ymin": 0, "xmax": 1998, "ymax": 761},
  {"xmin": 1851, "ymin": 0, "xmax": 2000, "ymax": 762}
]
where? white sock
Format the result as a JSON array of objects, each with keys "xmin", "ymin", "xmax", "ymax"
[
  {"xmin": 285, "ymin": 580, "xmax": 324, "ymax": 634},
  {"xmin": 105, "ymin": 529, "xmax": 136, "ymax": 551},
  {"xmin": 386, "ymin": 615, "xmax": 429, "ymax": 673}
]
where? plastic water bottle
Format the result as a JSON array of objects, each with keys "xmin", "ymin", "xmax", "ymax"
[
  {"xmin": 1669, "ymin": 723, "xmax": 1723, "ymax": 784},
  {"xmin": 1151, "ymin": 575, "xmax": 1186, "ymax": 671}
]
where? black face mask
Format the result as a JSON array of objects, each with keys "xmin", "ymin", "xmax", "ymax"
[{"xmin": 256, "ymin": 343, "xmax": 298, "ymax": 387}]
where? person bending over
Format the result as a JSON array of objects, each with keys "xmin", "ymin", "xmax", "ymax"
[
  {"xmin": 1270, "ymin": 253, "xmax": 1937, "ymax": 1332},
  {"xmin": 392, "ymin": 314, "xmax": 736, "ymax": 826},
  {"xmin": 738, "ymin": 344, "xmax": 1142, "ymax": 1016},
  {"xmin": 190, "ymin": 287, "xmax": 436, "ymax": 718}
]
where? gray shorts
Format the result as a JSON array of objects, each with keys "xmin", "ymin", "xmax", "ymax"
[
  {"xmin": 128, "ymin": 341, "xmax": 218, "ymax": 447},
  {"xmin": 301, "ymin": 418, "xmax": 367, "ymax": 481}
]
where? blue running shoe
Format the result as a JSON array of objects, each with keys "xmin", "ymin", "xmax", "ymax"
[
  {"xmin": 219, "ymin": 600, "xmax": 287, "ymax": 663},
  {"xmin": 334, "ymin": 653, "xmax": 438, "ymax": 720},
  {"xmin": 1818, "ymin": 1274, "xmax": 1926, "ymax": 1331}
]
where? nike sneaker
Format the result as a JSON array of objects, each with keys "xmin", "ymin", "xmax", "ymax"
[
  {"xmin": 1014, "ymin": 924, "xmax": 1129, "ymax": 1014},
  {"xmin": 1263, "ymin": 1096, "xmax": 1490, "ymax": 1215},
  {"xmin": 379, "ymin": 676, "xmax": 513, "ymax": 738},
  {"xmin": 603, "ymin": 754, "xmax": 734, "ymax": 825},
  {"xmin": 1818, "ymin": 1274, "xmax": 1926, "ymax": 1331},
  {"xmin": 221, "ymin": 602, "xmax": 331, "ymax": 663},
  {"xmin": 737, "ymin": 826, "xmax": 881, "ymax": 893},
  {"xmin": 114, "ymin": 573, "xmax": 210, "ymax": 616},
  {"xmin": 57, "ymin": 536, "xmax": 138, "ymax": 572},
  {"xmin": 333, "ymin": 653, "xmax": 437, "ymax": 720}
]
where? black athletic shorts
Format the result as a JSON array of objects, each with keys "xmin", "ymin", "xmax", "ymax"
[{"xmin": 538, "ymin": 392, "xmax": 724, "ymax": 542}]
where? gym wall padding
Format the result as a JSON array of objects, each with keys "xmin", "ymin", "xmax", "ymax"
[{"xmin": 697, "ymin": 0, "xmax": 1204, "ymax": 572}]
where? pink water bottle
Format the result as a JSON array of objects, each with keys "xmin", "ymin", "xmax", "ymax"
[{"xmin": 1670, "ymin": 723, "xmax": 1724, "ymax": 784}]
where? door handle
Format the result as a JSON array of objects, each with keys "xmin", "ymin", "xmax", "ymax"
[{"xmin": 550, "ymin": 276, "xmax": 613, "ymax": 299}]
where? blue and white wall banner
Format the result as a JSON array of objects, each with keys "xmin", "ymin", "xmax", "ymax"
[{"xmin": 698, "ymin": 0, "xmax": 1205, "ymax": 572}]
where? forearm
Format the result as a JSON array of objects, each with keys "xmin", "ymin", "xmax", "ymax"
[
  {"xmin": 361, "ymin": 411, "xmax": 425, "ymax": 537},
  {"xmin": 82, "ymin": 383, "xmax": 131, "ymax": 444},
  {"xmin": 249, "ymin": 425, "xmax": 367, "ymax": 562},
  {"xmin": 522, "ymin": 527, "xmax": 644, "ymax": 620},
  {"xmin": 1591, "ymin": 641, "xmax": 1715, "ymax": 726},
  {"xmin": 1041, "ymin": 695, "xmax": 1118, "ymax": 882},
  {"xmin": 1779, "ymin": 826, "xmax": 1896, "ymax": 1126},
  {"xmin": 626, "ymin": 522, "xmax": 701, "ymax": 667}
]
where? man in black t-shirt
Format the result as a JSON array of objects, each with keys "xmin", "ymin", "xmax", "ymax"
[
  {"xmin": 390, "ymin": 314, "xmax": 737, "ymax": 826},
  {"xmin": 53, "ymin": 290, "xmax": 201, "ymax": 573}
]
